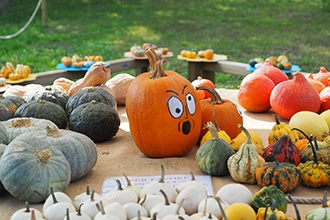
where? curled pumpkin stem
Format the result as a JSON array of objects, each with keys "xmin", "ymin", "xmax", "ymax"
[{"xmin": 196, "ymin": 86, "xmax": 224, "ymax": 104}]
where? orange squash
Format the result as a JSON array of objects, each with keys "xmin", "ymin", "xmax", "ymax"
[
  {"xmin": 197, "ymin": 86, "xmax": 243, "ymax": 140},
  {"xmin": 237, "ymin": 73, "xmax": 275, "ymax": 113},
  {"xmin": 312, "ymin": 66, "xmax": 330, "ymax": 86},
  {"xmin": 125, "ymin": 49, "xmax": 202, "ymax": 158},
  {"xmin": 270, "ymin": 72, "xmax": 321, "ymax": 119},
  {"xmin": 305, "ymin": 73, "xmax": 326, "ymax": 93},
  {"xmin": 252, "ymin": 60, "xmax": 289, "ymax": 85},
  {"xmin": 68, "ymin": 62, "xmax": 111, "ymax": 96},
  {"xmin": 319, "ymin": 78, "xmax": 330, "ymax": 113}
]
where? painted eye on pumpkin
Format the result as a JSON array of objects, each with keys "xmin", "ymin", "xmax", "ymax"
[
  {"xmin": 186, "ymin": 93, "xmax": 196, "ymax": 115},
  {"xmin": 168, "ymin": 96, "xmax": 183, "ymax": 118}
]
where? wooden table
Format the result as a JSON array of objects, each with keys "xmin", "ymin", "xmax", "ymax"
[{"xmin": 0, "ymin": 89, "xmax": 327, "ymax": 219}]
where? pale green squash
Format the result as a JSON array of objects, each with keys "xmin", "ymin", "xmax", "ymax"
[{"xmin": 0, "ymin": 134, "xmax": 71, "ymax": 203}]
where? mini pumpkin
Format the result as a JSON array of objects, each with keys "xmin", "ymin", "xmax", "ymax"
[
  {"xmin": 255, "ymin": 153, "xmax": 301, "ymax": 193},
  {"xmin": 0, "ymin": 134, "xmax": 71, "ymax": 203},
  {"xmin": 125, "ymin": 49, "xmax": 202, "ymax": 157},
  {"xmin": 197, "ymin": 86, "xmax": 243, "ymax": 139}
]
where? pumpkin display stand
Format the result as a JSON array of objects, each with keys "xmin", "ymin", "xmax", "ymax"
[{"xmin": 0, "ymin": 88, "xmax": 327, "ymax": 218}]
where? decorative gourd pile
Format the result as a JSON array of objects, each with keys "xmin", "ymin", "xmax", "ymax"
[
  {"xmin": 238, "ymin": 63, "xmax": 330, "ymax": 119},
  {"xmin": 0, "ymin": 61, "xmax": 31, "ymax": 81}
]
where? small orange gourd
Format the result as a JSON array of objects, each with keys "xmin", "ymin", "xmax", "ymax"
[
  {"xmin": 125, "ymin": 49, "xmax": 202, "ymax": 158},
  {"xmin": 197, "ymin": 86, "xmax": 243, "ymax": 139},
  {"xmin": 270, "ymin": 72, "xmax": 321, "ymax": 119}
]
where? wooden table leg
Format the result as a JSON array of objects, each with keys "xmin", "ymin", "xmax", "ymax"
[{"xmin": 188, "ymin": 62, "xmax": 202, "ymax": 81}]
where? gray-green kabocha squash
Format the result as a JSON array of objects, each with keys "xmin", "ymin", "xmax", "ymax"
[
  {"xmin": 26, "ymin": 85, "xmax": 69, "ymax": 110},
  {"xmin": 0, "ymin": 94, "xmax": 26, "ymax": 115},
  {"xmin": 2, "ymin": 117, "xmax": 59, "ymax": 143},
  {"xmin": 0, "ymin": 121, "xmax": 9, "ymax": 144},
  {"xmin": 69, "ymin": 100, "xmax": 120, "ymax": 142},
  {"xmin": 0, "ymin": 103, "xmax": 12, "ymax": 121},
  {"xmin": 28, "ymin": 126, "xmax": 98, "ymax": 182},
  {"xmin": 196, "ymin": 122, "xmax": 235, "ymax": 176},
  {"xmin": 0, "ymin": 134, "xmax": 71, "ymax": 203},
  {"xmin": 14, "ymin": 99, "xmax": 68, "ymax": 129},
  {"xmin": 66, "ymin": 86, "xmax": 117, "ymax": 116}
]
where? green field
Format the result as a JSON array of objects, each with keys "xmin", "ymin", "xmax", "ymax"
[{"xmin": 0, "ymin": 0, "xmax": 329, "ymax": 88}]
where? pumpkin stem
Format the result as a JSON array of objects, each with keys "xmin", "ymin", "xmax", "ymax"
[
  {"xmin": 65, "ymin": 208, "xmax": 70, "ymax": 220},
  {"xmin": 37, "ymin": 99, "xmax": 47, "ymax": 104},
  {"xmin": 86, "ymin": 86, "xmax": 96, "ymax": 92},
  {"xmin": 90, "ymin": 190, "xmax": 96, "ymax": 201},
  {"xmin": 292, "ymin": 128, "xmax": 315, "ymax": 149},
  {"xmin": 24, "ymin": 201, "xmax": 30, "ymax": 213},
  {"xmin": 286, "ymin": 194, "xmax": 301, "ymax": 220},
  {"xmin": 273, "ymin": 114, "xmax": 281, "ymax": 125},
  {"xmin": 152, "ymin": 212, "xmax": 158, "ymax": 220},
  {"xmin": 159, "ymin": 164, "xmax": 166, "ymax": 183},
  {"xmin": 46, "ymin": 126, "xmax": 63, "ymax": 138},
  {"xmin": 322, "ymin": 191, "xmax": 328, "ymax": 208},
  {"xmin": 159, "ymin": 189, "xmax": 170, "ymax": 206},
  {"xmin": 77, "ymin": 203, "xmax": 84, "ymax": 216},
  {"xmin": 50, "ymin": 187, "xmax": 58, "ymax": 204},
  {"xmin": 311, "ymin": 136, "xmax": 319, "ymax": 164},
  {"xmin": 238, "ymin": 124, "xmax": 252, "ymax": 145},
  {"xmin": 31, "ymin": 209, "xmax": 37, "ymax": 220},
  {"xmin": 189, "ymin": 171, "xmax": 196, "ymax": 181},
  {"xmin": 196, "ymin": 86, "xmax": 224, "ymax": 104},
  {"xmin": 269, "ymin": 152, "xmax": 280, "ymax": 166},
  {"xmin": 115, "ymin": 179, "xmax": 123, "ymax": 191},
  {"xmin": 123, "ymin": 173, "xmax": 133, "ymax": 187},
  {"xmin": 9, "ymin": 117, "xmax": 32, "ymax": 128},
  {"xmin": 175, "ymin": 198, "xmax": 184, "ymax": 214},
  {"xmin": 37, "ymin": 149, "xmax": 52, "ymax": 163},
  {"xmin": 215, "ymin": 197, "xmax": 228, "ymax": 220},
  {"xmin": 206, "ymin": 121, "xmax": 219, "ymax": 140},
  {"xmin": 150, "ymin": 59, "xmax": 167, "ymax": 79},
  {"xmin": 85, "ymin": 185, "xmax": 91, "ymax": 195},
  {"xmin": 145, "ymin": 48, "xmax": 160, "ymax": 73}
]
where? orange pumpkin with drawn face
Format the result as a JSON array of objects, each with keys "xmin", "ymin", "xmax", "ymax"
[{"xmin": 125, "ymin": 49, "xmax": 202, "ymax": 158}]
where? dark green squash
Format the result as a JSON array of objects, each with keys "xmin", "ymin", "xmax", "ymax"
[
  {"xmin": 66, "ymin": 86, "xmax": 117, "ymax": 116},
  {"xmin": 251, "ymin": 185, "xmax": 287, "ymax": 213},
  {"xmin": 26, "ymin": 86, "xmax": 69, "ymax": 110},
  {"xmin": 14, "ymin": 99, "xmax": 68, "ymax": 129},
  {"xmin": 196, "ymin": 122, "xmax": 235, "ymax": 176},
  {"xmin": 69, "ymin": 100, "xmax": 120, "ymax": 142},
  {"xmin": 0, "ymin": 103, "xmax": 12, "ymax": 121},
  {"xmin": 0, "ymin": 94, "xmax": 26, "ymax": 115}
]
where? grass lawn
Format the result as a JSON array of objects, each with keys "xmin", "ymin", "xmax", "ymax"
[{"xmin": 0, "ymin": 0, "xmax": 329, "ymax": 88}]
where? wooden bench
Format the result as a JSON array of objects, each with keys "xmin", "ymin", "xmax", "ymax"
[{"xmin": 18, "ymin": 57, "xmax": 251, "ymax": 85}]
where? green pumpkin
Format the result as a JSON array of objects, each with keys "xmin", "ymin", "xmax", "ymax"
[
  {"xmin": 0, "ymin": 94, "xmax": 26, "ymax": 115},
  {"xmin": 0, "ymin": 122, "xmax": 9, "ymax": 144},
  {"xmin": 196, "ymin": 122, "xmax": 235, "ymax": 176},
  {"xmin": 251, "ymin": 185, "xmax": 287, "ymax": 213},
  {"xmin": 227, "ymin": 124, "xmax": 265, "ymax": 184},
  {"xmin": 2, "ymin": 117, "xmax": 59, "ymax": 143},
  {"xmin": 0, "ymin": 134, "xmax": 71, "ymax": 203},
  {"xmin": 14, "ymin": 99, "xmax": 68, "ymax": 129},
  {"xmin": 0, "ymin": 103, "xmax": 12, "ymax": 121},
  {"xmin": 305, "ymin": 191, "xmax": 330, "ymax": 219},
  {"xmin": 26, "ymin": 86, "xmax": 69, "ymax": 110},
  {"xmin": 66, "ymin": 86, "xmax": 117, "ymax": 116},
  {"xmin": 69, "ymin": 100, "xmax": 120, "ymax": 142},
  {"xmin": 27, "ymin": 126, "xmax": 98, "ymax": 182}
]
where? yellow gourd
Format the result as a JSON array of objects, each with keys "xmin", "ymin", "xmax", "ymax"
[
  {"xmin": 230, "ymin": 129, "xmax": 264, "ymax": 154},
  {"xmin": 268, "ymin": 114, "xmax": 299, "ymax": 144},
  {"xmin": 200, "ymin": 128, "xmax": 231, "ymax": 145},
  {"xmin": 222, "ymin": 202, "xmax": 256, "ymax": 220}
]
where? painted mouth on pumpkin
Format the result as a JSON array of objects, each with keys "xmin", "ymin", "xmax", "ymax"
[{"xmin": 181, "ymin": 120, "xmax": 191, "ymax": 135}]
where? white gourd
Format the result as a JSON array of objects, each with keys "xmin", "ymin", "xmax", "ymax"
[
  {"xmin": 122, "ymin": 202, "xmax": 148, "ymax": 220},
  {"xmin": 104, "ymin": 179, "xmax": 138, "ymax": 205},
  {"xmin": 175, "ymin": 172, "xmax": 208, "ymax": 195},
  {"xmin": 197, "ymin": 197, "xmax": 229, "ymax": 219},
  {"xmin": 175, "ymin": 185, "xmax": 207, "ymax": 215},
  {"xmin": 10, "ymin": 202, "xmax": 44, "ymax": 220},
  {"xmin": 43, "ymin": 202, "xmax": 76, "ymax": 220},
  {"xmin": 80, "ymin": 191, "xmax": 109, "ymax": 219},
  {"xmin": 74, "ymin": 185, "xmax": 102, "ymax": 209},
  {"xmin": 63, "ymin": 207, "xmax": 92, "ymax": 220},
  {"xmin": 103, "ymin": 201, "xmax": 127, "ymax": 220},
  {"xmin": 138, "ymin": 194, "xmax": 165, "ymax": 215},
  {"xmin": 43, "ymin": 188, "xmax": 73, "ymax": 213}
]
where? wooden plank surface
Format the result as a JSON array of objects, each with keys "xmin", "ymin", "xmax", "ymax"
[{"xmin": 0, "ymin": 88, "xmax": 326, "ymax": 219}]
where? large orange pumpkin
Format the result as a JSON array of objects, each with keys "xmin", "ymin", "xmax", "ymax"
[
  {"xmin": 319, "ymin": 78, "xmax": 330, "ymax": 113},
  {"xmin": 252, "ymin": 60, "xmax": 289, "ymax": 85},
  {"xmin": 270, "ymin": 72, "xmax": 321, "ymax": 119},
  {"xmin": 237, "ymin": 73, "xmax": 275, "ymax": 113},
  {"xmin": 125, "ymin": 49, "xmax": 202, "ymax": 158},
  {"xmin": 197, "ymin": 86, "xmax": 243, "ymax": 140}
]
